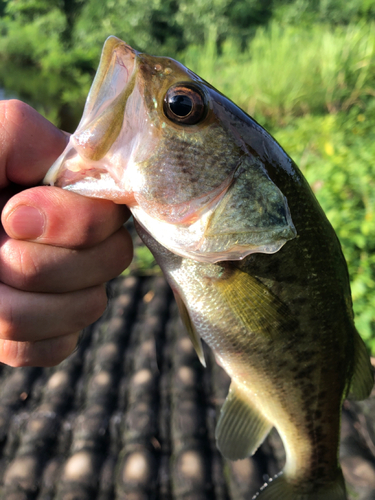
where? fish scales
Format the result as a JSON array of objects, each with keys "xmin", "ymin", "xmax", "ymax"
[
  {"xmin": 44, "ymin": 36, "xmax": 373, "ymax": 500},
  {"xmin": 138, "ymin": 225, "xmax": 346, "ymax": 486}
]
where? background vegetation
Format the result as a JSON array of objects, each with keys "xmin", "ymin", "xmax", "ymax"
[{"xmin": 0, "ymin": 0, "xmax": 374, "ymax": 352}]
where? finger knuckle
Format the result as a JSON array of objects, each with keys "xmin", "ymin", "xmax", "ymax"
[
  {"xmin": 106, "ymin": 228, "xmax": 133, "ymax": 276},
  {"xmin": 0, "ymin": 314, "xmax": 15, "ymax": 340},
  {"xmin": 0, "ymin": 339, "xmax": 28, "ymax": 367},
  {"xmin": 1, "ymin": 99, "xmax": 32, "ymax": 123},
  {"xmin": 0, "ymin": 290, "xmax": 21, "ymax": 340},
  {"xmin": 1, "ymin": 240, "xmax": 42, "ymax": 291},
  {"xmin": 72, "ymin": 201, "xmax": 127, "ymax": 249},
  {"xmin": 77, "ymin": 285, "xmax": 108, "ymax": 329}
]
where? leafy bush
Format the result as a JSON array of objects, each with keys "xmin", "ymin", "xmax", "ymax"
[
  {"xmin": 273, "ymin": 0, "xmax": 375, "ymax": 25},
  {"xmin": 273, "ymin": 110, "xmax": 375, "ymax": 352},
  {"xmin": 1, "ymin": 2, "xmax": 374, "ymax": 130},
  {"xmin": 0, "ymin": 1, "xmax": 373, "ymax": 353},
  {"xmin": 181, "ymin": 22, "xmax": 375, "ymax": 127}
]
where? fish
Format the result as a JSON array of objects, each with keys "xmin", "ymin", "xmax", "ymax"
[{"xmin": 44, "ymin": 36, "xmax": 373, "ymax": 499}]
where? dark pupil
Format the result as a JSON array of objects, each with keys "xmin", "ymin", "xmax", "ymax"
[{"xmin": 169, "ymin": 94, "xmax": 193, "ymax": 117}]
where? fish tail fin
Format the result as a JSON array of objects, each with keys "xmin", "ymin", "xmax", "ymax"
[{"xmin": 252, "ymin": 471, "xmax": 347, "ymax": 500}]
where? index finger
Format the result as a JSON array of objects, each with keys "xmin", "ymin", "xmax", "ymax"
[{"xmin": 0, "ymin": 100, "xmax": 68, "ymax": 188}]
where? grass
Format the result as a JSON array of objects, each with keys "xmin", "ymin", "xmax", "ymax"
[
  {"xmin": 178, "ymin": 23, "xmax": 375, "ymax": 352},
  {"xmin": 274, "ymin": 110, "xmax": 375, "ymax": 352},
  {"xmin": 181, "ymin": 22, "xmax": 375, "ymax": 127}
]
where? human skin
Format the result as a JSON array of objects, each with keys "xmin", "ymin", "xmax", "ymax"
[{"xmin": 0, "ymin": 100, "xmax": 133, "ymax": 367}]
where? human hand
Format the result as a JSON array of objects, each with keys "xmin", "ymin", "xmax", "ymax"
[{"xmin": 0, "ymin": 100, "xmax": 132, "ymax": 367}]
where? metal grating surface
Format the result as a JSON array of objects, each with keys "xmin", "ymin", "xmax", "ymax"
[{"xmin": 0, "ymin": 275, "xmax": 374, "ymax": 500}]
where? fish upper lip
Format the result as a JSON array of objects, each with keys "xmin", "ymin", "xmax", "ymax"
[
  {"xmin": 81, "ymin": 36, "xmax": 137, "ymax": 122},
  {"xmin": 73, "ymin": 37, "xmax": 137, "ymax": 161},
  {"xmin": 44, "ymin": 37, "xmax": 138, "ymax": 188}
]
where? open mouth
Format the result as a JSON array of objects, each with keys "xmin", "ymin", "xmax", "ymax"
[{"xmin": 44, "ymin": 36, "xmax": 137, "ymax": 194}]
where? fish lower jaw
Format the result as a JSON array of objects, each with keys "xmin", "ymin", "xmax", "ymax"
[
  {"xmin": 60, "ymin": 172, "xmax": 135, "ymax": 204},
  {"xmin": 133, "ymin": 204, "xmax": 295, "ymax": 264},
  {"xmin": 55, "ymin": 167, "xmax": 106, "ymax": 188}
]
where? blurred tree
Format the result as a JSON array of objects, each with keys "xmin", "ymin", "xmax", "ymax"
[
  {"xmin": 61, "ymin": 0, "xmax": 86, "ymax": 44},
  {"xmin": 0, "ymin": 0, "xmax": 373, "ymax": 128},
  {"xmin": 0, "ymin": 0, "xmax": 93, "ymax": 129},
  {"xmin": 273, "ymin": 0, "xmax": 375, "ymax": 24},
  {"xmin": 0, "ymin": 0, "xmax": 373, "ymax": 350},
  {"xmin": 0, "ymin": 0, "xmax": 280, "ymax": 128},
  {"xmin": 74, "ymin": 0, "xmax": 184, "ymax": 55}
]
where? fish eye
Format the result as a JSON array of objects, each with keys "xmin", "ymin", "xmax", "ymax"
[{"xmin": 163, "ymin": 83, "xmax": 207, "ymax": 125}]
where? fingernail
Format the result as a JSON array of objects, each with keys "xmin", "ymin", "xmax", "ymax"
[{"xmin": 7, "ymin": 206, "xmax": 45, "ymax": 239}]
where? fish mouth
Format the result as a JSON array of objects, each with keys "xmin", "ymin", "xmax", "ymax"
[{"xmin": 44, "ymin": 36, "xmax": 138, "ymax": 203}]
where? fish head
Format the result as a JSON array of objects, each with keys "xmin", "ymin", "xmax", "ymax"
[{"xmin": 44, "ymin": 36, "xmax": 296, "ymax": 263}]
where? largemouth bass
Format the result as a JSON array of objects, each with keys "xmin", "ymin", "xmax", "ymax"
[{"xmin": 44, "ymin": 36, "xmax": 373, "ymax": 500}]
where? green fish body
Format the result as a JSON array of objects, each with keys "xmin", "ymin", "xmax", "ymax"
[{"xmin": 44, "ymin": 36, "xmax": 373, "ymax": 500}]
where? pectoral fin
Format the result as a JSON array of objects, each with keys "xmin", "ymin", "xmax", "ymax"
[
  {"xmin": 215, "ymin": 380, "xmax": 272, "ymax": 460},
  {"xmin": 215, "ymin": 266, "xmax": 296, "ymax": 339},
  {"xmin": 347, "ymin": 330, "xmax": 373, "ymax": 400},
  {"xmin": 173, "ymin": 289, "xmax": 206, "ymax": 367}
]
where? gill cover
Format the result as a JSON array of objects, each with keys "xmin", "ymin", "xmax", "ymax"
[{"xmin": 132, "ymin": 155, "xmax": 297, "ymax": 263}]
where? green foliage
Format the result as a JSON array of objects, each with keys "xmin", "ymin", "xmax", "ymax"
[
  {"xmin": 73, "ymin": 0, "xmax": 180, "ymax": 56},
  {"xmin": 73, "ymin": 0, "xmax": 274, "ymax": 56},
  {"xmin": 5, "ymin": 0, "xmax": 60, "ymax": 19},
  {"xmin": 122, "ymin": 245, "xmax": 161, "ymax": 277},
  {"xmin": 181, "ymin": 22, "xmax": 375, "ymax": 128},
  {"xmin": 0, "ymin": 0, "xmax": 97, "ymax": 129},
  {"xmin": 273, "ymin": 0, "xmax": 375, "ymax": 25},
  {"xmin": 1, "ymin": 0, "xmax": 374, "ymax": 129},
  {"xmin": 273, "ymin": 110, "xmax": 375, "ymax": 352},
  {"xmin": 0, "ymin": 0, "xmax": 373, "ymax": 351},
  {"xmin": 181, "ymin": 20, "xmax": 375, "ymax": 352}
]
